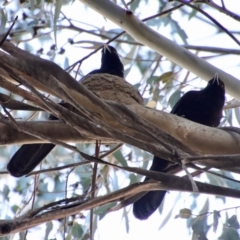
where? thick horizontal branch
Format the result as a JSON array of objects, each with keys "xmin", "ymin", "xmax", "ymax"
[
  {"xmin": 128, "ymin": 104, "xmax": 240, "ymax": 155},
  {"xmin": 0, "ymin": 182, "xmax": 161, "ymax": 235},
  {"xmin": 1, "ymin": 163, "xmax": 240, "ymax": 235},
  {"xmin": 0, "ymin": 122, "xmax": 116, "ymax": 145},
  {"xmin": 0, "ymin": 92, "xmax": 41, "ymax": 111},
  {"xmin": 79, "ymin": 0, "xmax": 240, "ymax": 100},
  {"xmin": 1, "ymin": 104, "xmax": 240, "ymax": 156}
]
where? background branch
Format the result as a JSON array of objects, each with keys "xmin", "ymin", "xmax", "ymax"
[{"xmin": 79, "ymin": 0, "xmax": 240, "ymax": 100}]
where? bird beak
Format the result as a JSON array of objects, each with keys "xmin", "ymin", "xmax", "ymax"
[
  {"xmin": 103, "ymin": 44, "xmax": 111, "ymax": 54},
  {"xmin": 213, "ymin": 73, "xmax": 220, "ymax": 85}
]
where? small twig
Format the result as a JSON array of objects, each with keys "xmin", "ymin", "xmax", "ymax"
[
  {"xmin": 0, "ymin": 92, "xmax": 42, "ymax": 111},
  {"xmin": 0, "ymin": 182, "xmax": 161, "ymax": 235},
  {"xmin": 31, "ymin": 173, "xmax": 40, "ymax": 209},
  {"xmin": 177, "ymin": 0, "xmax": 240, "ymax": 46},
  {"xmin": 63, "ymin": 166, "xmax": 75, "ymax": 238},
  {"xmin": 26, "ymin": 161, "xmax": 90, "ymax": 176},
  {"xmin": 1, "ymin": 107, "xmax": 19, "ymax": 130},
  {"xmin": 186, "ymin": 153, "xmax": 240, "ymax": 161},
  {"xmin": 23, "ymin": 172, "xmax": 40, "ymax": 240},
  {"xmin": 26, "ymin": 144, "xmax": 122, "ymax": 176},
  {"xmin": 181, "ymin": 159, "xmax": 199, "ymax": 192},
  {"xmin": 18, "ymin": 195, "xmax": 86, "ymax": 220},
  {"xmin": 0, "ymin": 16, "xmax": 18, "ymax": 47},
  {"xmin": 187, "ymin": 164, "xmax": 240, "ymax": 184},
  {"xmin": 0, "ymin": 114, "xmax": 80, "ymax": 154},
  {"xmin": 183, "ymin": 45, "xmax": 240, "ymax": 55},
  {"xmin": 90, "ymin": 141, "xmax": 100, "ymax": 240},
  {"xmin": 207, "ymin": 1, "xmax": 240, "ymax": 22},
  {"xmin": 220, "ymin": 0, "xmax": 225, "ymax": 9},
  {"xmin": 66, "ymin": 3, "xmax": 184, "ymax": 70},
  {"xmin": 120, "ymin": 0, "xmax": 129, "ymax": 10},
  {"xmin": 0, "ymin": 75, "xmax": 48, "ymax": 110},
  {"xmin": 224, "ymin": 99, "xmax": 240, "ymax": 110}
]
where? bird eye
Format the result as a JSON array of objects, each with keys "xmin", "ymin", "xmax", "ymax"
[{"xmin": 219, "ymin": 82, "xmax": 224, "ymax": 88}]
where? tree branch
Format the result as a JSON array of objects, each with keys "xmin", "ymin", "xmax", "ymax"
[
  {"xmin": 0, "ymin": 122, "xmax": 116, "ymax": 145},
  {"xmin": 79, "ymin": 0, "xmax": 240, "ymax": 100}
]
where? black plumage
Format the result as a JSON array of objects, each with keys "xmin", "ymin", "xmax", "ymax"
[
  {"xmin": 133, "ymin": 76, "xmax": 225, "ymax": 220},
  {"xmin": 7, "ymin": 45, "xmax": 124, "ymax": 177},
  {"xmin": 88, "ymin": 45, "xmax": 124, "ymax": 78}
]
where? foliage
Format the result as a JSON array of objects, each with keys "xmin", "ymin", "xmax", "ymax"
[{"xmin": 0, "ymin": 0, "xmax": 239, "ymax": 239}]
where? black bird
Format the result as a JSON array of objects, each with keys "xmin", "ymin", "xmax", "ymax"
[
  {"xmin": 88, "ymin": 45, "xmax": 124, "ymax": 78},
  {"xmin": 133, "ymin": 76, "xmax": 225, "ymax": 220},
  {"xmin": 7, "ymin": 45, "xmax": 124, "ymax": 177}
]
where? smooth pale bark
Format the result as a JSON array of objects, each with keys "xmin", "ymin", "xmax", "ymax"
[
  {"xmin": 128, "ymin": 105, "xmax": 240, "ymax": 155},
  {"xmin": 0, "ymin": 122, "xmax": 116, "ymax": 145},
  {"xmin": 0, "ymin": 106, "xmax": 239, "ymax": 155},
  {"xmin": 79, "ymin": 0, "xmax": 240, "ymax": 100}
]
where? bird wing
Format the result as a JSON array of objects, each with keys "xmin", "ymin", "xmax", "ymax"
[{"xmin": 171, "ymin": 91, "xmax": 197, "ymax": 115}]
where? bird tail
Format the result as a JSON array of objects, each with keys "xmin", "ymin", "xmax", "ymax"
[
  {"xmin": 133, "ymin": 156, "xmax": 170, "ymax": 220},
  {"xmin": 7, "ymin": 143, "xmax": 55, "ymax": 177}
]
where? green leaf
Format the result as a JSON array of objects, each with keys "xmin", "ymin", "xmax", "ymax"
[
  {"xmin": 122, "ymin": 45, "xmax": 138, "ymax": 66},
  {"xmin": 2, "ymin": 185, "xmax": 9, "ymax": 199},
  {"xmin": 29, "ymin": 0, "xmax": 35, "ymax": 10},
  {"xmin": 130, "ymin": 0, "xmax": 141, "ymax": 11},
  {"xmin": 192, "ymin": 218, "xmax": 208, "ymax": 238},
  {"xmin": 44, "ymin": 222, "xmax": 53, "ymax": 240},
  {"xmin": 218, "ymin": 228, "xmax": 239, "ymax": 240},
  {"xmin": 169, "ymin": 90, "xmax": 182, "ymax": 109},
  {"xmin": 64, "ymin": 57, "xmax": 70, "ymax": 70},
  {"xmin": 113, "ymin": 150, "xmax": 128, "ymax": 167},
  {"xmin": 0, "ymin": 9, "xmax": 7, "ymax": 34},
  {"xmin": 72, "ymin": 222, "xmax": 83, "ymax": 239},
  {"xmin": 178, "ymin": 208, "xmax": 192, "ymax": 219},
  {"xmin": 11, "ymin": 205, "xmax": 19, "ymax": 214},
  {"xmin": 54, "ymin": 0, "xmax": 63, "ymax": 45},
  {"xmin": 188, "ymin": 9, "xmax": 198, "ymax": 20},
  {"xmin": 133, "ymin": 83, "xmax": 141, "ymax": 90},
  {"xmin": 170, "ymin": 19, "xmax": 188, "ymax": 44},
  {"xmin": 159, "ymin": 71, "xmax": 176, "ymax": 84},
  {"xmin": 65, "ymin": 232, "xmax": 72, "ymax": 240},
  {"xmin": 199, "ymin": 198, "xmax": 209, "ymax": 215},
  {"xmin": 158, "ymin": 204, "xmax": 174, "ymax": 229},
  {"xmin": 213, "ymin": 210, "xmax": 220, "ymax": 232},
  {"xmin": 147, "ymin": 76, "xmax": 160, "ymax": 84},
  {"xmin": 122, "ymin": 207, "xmax": 130, "ymax": 233},
  {"xmin": 228, "ymin": 215, "xmax": 239, "ymax": 229},
  {"xmin": 234, "ymin": 108, "xmax": 240, "ymax": 126},
  {"xmin": 94, "ymin": 202, "xmax": 116, "ymax": 220},
  {"xmin": 124, "ymin": 66, "xmax": 133, "ymax": 77},
  {"xmin": 129, "ymin": 173, "xmax": 138, "ymax": 184}
]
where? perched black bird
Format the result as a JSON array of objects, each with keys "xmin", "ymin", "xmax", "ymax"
[
  {"xmin": 133, "ymin": 76, "xmax": 225, "ymax": 220},
  {"xmin": 7, "ymin": 45, "xmax": 124, "ymax": 177},
  {"xmin": 88, "ymin": 45, "xmax": 124, "ymax": 78}
]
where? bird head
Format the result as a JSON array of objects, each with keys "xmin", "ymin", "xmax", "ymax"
[
  {"xmin": 101, "ymin": 45, "xmax": 124, "ymax": 78},
  {"xmin": 205, "ymin": 74, "xmax": 225, "ymax": 98},
  {"xmin": 207, "ymin": 73, "xmax": 225, "ymax": 89}
]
